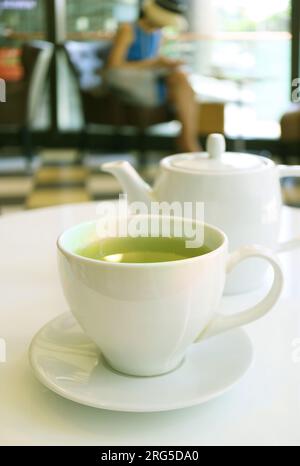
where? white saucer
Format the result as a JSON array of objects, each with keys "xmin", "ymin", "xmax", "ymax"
[{"xmin": 29, "ymin": 313, "xmax": 254, "ymax": 413}]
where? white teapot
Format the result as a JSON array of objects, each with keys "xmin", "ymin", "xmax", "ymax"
[{"xmin": 102, "ymin": 134, "xmax": 300, "ymax": 294}]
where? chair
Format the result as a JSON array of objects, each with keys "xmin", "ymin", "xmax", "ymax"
[
  {"xmin": 64, "ymin": 41, "xmax": 175, "ymax": 166},
  {"xmin": 280, "ymin": 104, "xmax": 300, "ymax": 163},
  {"xmin": 0, "ymin": 41, "xmax": 54, "ymax": 162}
]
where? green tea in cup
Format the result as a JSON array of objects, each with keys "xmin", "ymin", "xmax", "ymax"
[{"xmin": 77, "ymin": 236, "xmax": 212, "ymax": 264}]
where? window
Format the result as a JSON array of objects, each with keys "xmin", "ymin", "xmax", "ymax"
[
  {"xmin": 0, "ymin": 0, "xmax": 297, "ymax": 141},
  {"xmin": 0, "ymin": 0, "xmax": 48, "ymax": 128},
  {"xmin": 57, "ymin": 0, "xmax": 139, "ymax": 130},
  {"xmin": 66, "ymin": 0, "xmax": 138, "ymax": 38},
  {"xmin": 177, "ymin": 0, "xmax": 292, "ymax": 139},
  {"xmin": 0, "ymin": 0, "xmax": 45, "ymax": 44},
  {"xmin": 0, "ymin": 0, "xmax": 45, "ymax": 80}
]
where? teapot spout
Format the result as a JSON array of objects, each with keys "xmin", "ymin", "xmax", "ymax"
[{"xmin": 101, "ymin": 161, "xmax": 154, "ymax": 205}]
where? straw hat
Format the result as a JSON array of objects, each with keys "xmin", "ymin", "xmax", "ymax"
[{"xmin": 143, "ymin": 0, "xmax": 188, "ymax": 31}]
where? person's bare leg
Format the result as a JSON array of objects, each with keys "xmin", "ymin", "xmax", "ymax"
[{"xmin": 167, "ymin": 71, "xmax": 202, "ymax": 153}]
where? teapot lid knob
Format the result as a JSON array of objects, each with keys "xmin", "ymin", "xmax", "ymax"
[{"xmin": 207, "ymin": 134, "xmax": 226, "ymax": 160}]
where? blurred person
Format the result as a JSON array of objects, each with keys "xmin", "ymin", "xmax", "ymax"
[{"xmin": 105, "ymin": 0, "xmax": 201, "ymax": 153}]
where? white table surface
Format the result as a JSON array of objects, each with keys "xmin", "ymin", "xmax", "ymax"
[{"xmin": 0, "ymin": 202, "xmax": 300, "ymax": 446}]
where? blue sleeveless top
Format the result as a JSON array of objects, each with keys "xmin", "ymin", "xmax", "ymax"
[
  {"xmin": 127, "ymin": 24, "xmax": 167, "ymax": 104},
  {"xmin": 127, "ymin": 23, "xmax": 162, "ymax": 61}
]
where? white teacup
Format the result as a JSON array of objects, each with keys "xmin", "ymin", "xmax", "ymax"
[{"xmin": 57, "ymin": 216, "xmax": 283, "ymax": 377}]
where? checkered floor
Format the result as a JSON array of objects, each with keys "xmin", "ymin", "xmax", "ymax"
[
  {"xmin": 0, "ymin": 149, "xmax": 161, "ymax": 215},
  {"xmin": 0, "ymin": 149, "xmax": 300, "ymax": 216}
]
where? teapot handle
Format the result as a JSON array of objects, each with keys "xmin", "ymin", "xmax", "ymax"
[{"xmin": 279, "ymin": 165, "xmax": 300, "ymax": 178}]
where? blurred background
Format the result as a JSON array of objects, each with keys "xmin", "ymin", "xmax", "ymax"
[{"xmin": 0, "ymin": 0, "xmax": 299, "ymax": 213}]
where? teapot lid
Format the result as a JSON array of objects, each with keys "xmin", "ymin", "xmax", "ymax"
[{"xmin": 167, "ymin": 134, "xmax": 271, "ymax": 174}]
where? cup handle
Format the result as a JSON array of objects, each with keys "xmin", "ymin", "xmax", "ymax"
[
  {"xmin": 196, "ymin": 246, "xmax": 283, "ymax": 341},
  {"xmin": 277, "ymin": 165, "xmax": 300, "ymax": 253}
]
